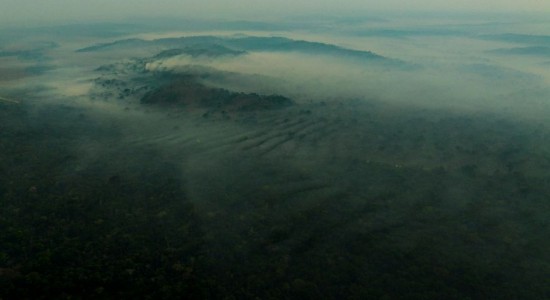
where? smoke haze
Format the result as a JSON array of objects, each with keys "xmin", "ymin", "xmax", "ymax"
[{"xmin": 1, "ymin": 7, "xmax": 550, "ymax": 300}]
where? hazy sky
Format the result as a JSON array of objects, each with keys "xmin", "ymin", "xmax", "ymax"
[{"xmin": 1, "ymin": 0, "xmax": 549, "ymax": 26}]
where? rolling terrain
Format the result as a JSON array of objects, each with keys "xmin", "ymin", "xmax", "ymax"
[{"xmin": 1, "ymin": 20, "xmax": 550, "ymax": 299}]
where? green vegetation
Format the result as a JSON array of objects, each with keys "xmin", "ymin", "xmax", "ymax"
[
  {"xmin": 1, "ymin": 97, "xmax": 549, "ymax": 299},
  {"xmin": 1, "ymin": 21, "xmax": 550, "ymax": 299},
  {"xmin": 0, "ymin": 103, "xmax": 206, "ymax": 299},
  {"xmin": 141, "ymin": 78, "xmax": 293, "ymax": 112}
]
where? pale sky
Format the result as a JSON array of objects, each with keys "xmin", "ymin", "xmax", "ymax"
[{"xmin": 1, "ymin": 0, "xmax": 549, "ymax": 26}]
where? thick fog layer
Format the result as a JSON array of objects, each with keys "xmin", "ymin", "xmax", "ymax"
[
  {"xmin": 1, "ymin": 10, "xmax": 549, "ymax": 300},
  {"xmin": 3, "ymin": 15, "xmax": 549, "ymax": 120}
]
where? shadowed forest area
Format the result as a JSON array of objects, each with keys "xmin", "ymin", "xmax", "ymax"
[{"xmin": 1, "ymin": 12, "xmax": 550, "ymax": 299}]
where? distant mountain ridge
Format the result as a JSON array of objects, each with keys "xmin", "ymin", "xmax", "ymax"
[
  {"xmin": 77, "ymin": 35, "xmax": 401, "ymax": 64},
  {"xmin": 153, "ymin": 45, "xmax": 246, "ymax": 59}
]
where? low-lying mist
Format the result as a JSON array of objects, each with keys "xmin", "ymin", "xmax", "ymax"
[
  {"xmin": 138, "ymin": 38, "xmax": 549, "ymax": 123},
  {"xmin": 1, "ymin": 14, "xmax": 549, "ymax": 299}
]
